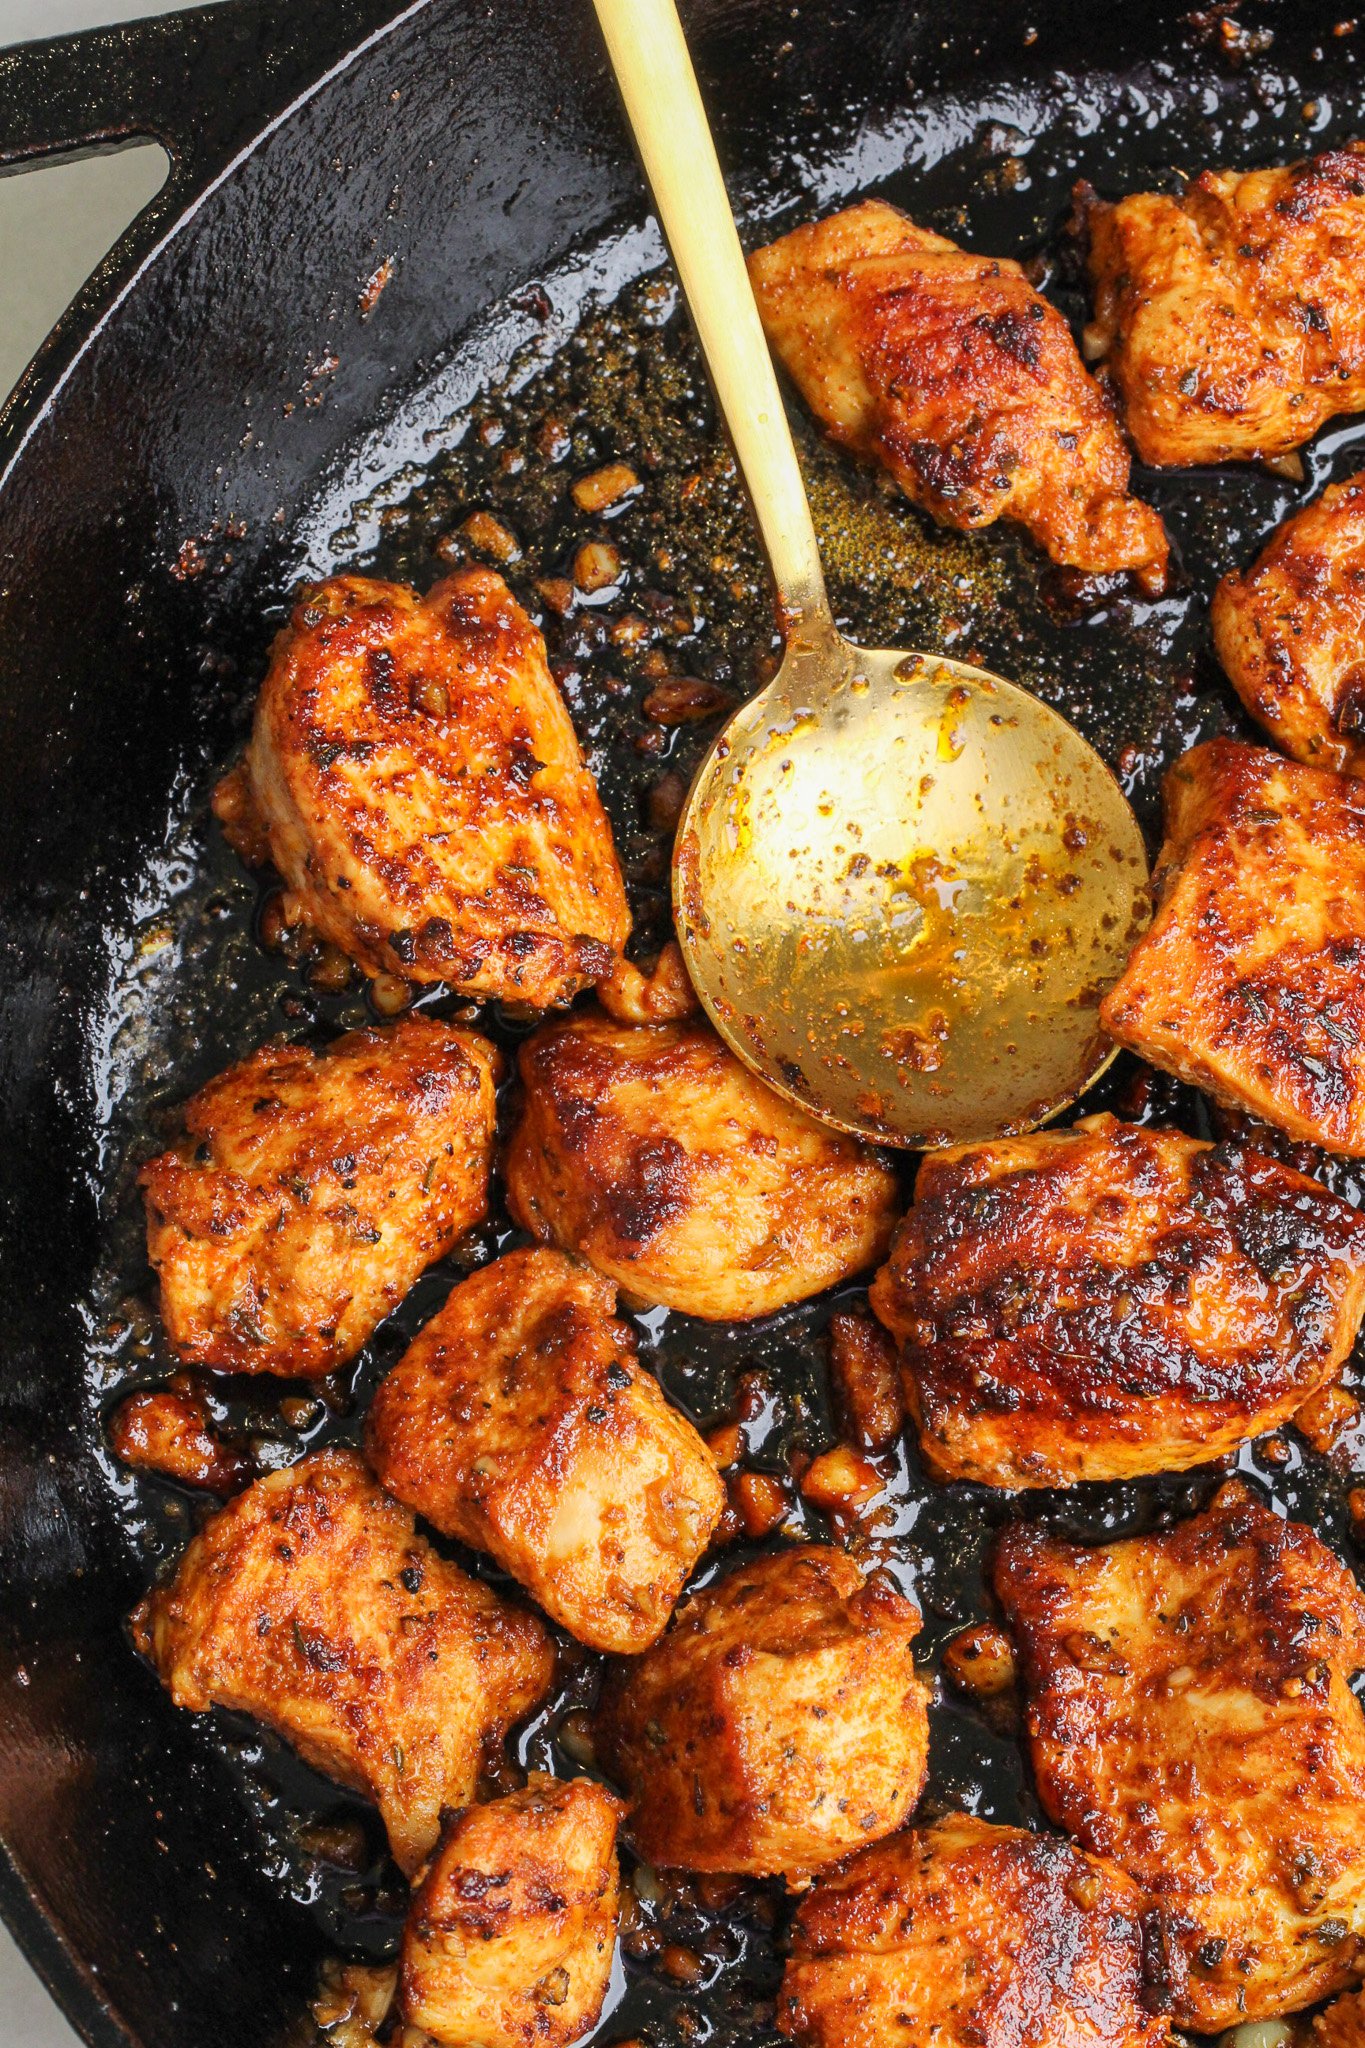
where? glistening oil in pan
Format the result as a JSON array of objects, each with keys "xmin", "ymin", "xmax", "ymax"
[{"xmin": 79, "ymin": 13, "xmax": 1365, "ymax": 2047}]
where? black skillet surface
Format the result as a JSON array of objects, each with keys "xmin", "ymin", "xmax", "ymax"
[{"xmin": 4, "ymin": 2, "xmax": 1365, "ymax": 2045}]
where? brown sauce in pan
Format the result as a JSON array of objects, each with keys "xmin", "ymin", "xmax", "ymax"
[{"xmin": 81, "ymin": 18, "xmax": 1365, "ymax": 2046}]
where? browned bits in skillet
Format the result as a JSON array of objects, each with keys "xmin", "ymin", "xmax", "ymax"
[
  {"xmin": 642, "ymin": 676, "xmax": 731, "ymax": 724},
  {"xmin": 573, "ymin": 540, "xmax": 622, "ymax": 594},
  {"xmin": 778, "ymin": 1815, "xmax": 1167, "ymax": 2048},
  {"xmin": 826, "ymin": 1309, "xmax": 903, "ymax": 1453},
  {"xmin": 130, "ymin": 1448, "xmax": 554, "ymax": 1877},
  {"xmin": 1101, "ymin": 739, "xmax": 1365, "ymax": 1154},
  {"xmin": 595, "ymin": 1545, "xmax": 928, "ymax": 1881},
  {"xmin": 460, "ymin": 510, "xmax": 522, "ymax": 563},
  {"xmin": 995, "ymin": 1481, "xmax": 1365, "ymax": 2029},
  {"xmin": 311, "ymin": 1961, "xmax": 398, "ymax": 2048},
  {"xmin": 798, "ymin": 1445, "xmax": 882, "ymax": 1513},
  {"xmin": 869, "ymin": 1110, "xmax": 1365, "ymax": 1486},
  {"xmin": 139, "ymin": 1017, "xmax": 499, "ymax": 1376},
  {"xmin": 570, "ymin": 462, "xmax": 640, "ymax": 514},
  {"xmin": 1213, "ymin": 472, "xmax": 1365, "ymax": 774},
  {"xmin": 536, "ymin": 574, "xmax": 576, "ymax": 616},
  {"xmin": 748, "ymin": 199, "xmax": 1168, "ymax": 589},
  {"xmin": 728, "ymin": 1468, "xmax": 791, "ymax": 1538},
  {"xmin": 1083, "ymin": 144, "xmax": 1365, "ymax": 465},
  {"xmin": 940, "ymin": 1621, "xmax": 1017, "ymax": 1701},
  {"xmin": 210, "ymin": 758, "xmax": 272, "ymax": 868},
  {"xmin": 502, "ymin": 1012, "xmax": 900, "ymax": 1321},
  {"xmin": 1293, "ymin": 1378, "xmax": 1363, "ymax": 1455},
  {"xmin": 231, "ymin": 567, "xmax": 630, "ymax": 1005},
  {"xmin": 367, "ymin": 1247, "xmax": 724, "ymax": 1653},
  {"xmin": 399, "ymin": 1773, "xmax": 623, "ymax": 2048},
  {"xmin": 645, "ymin": 768, "xmax": 688, "ymax": 834},
  {"xmin": 108, "ymin": 1384, "xmax": 246, "ymax": 1494}
]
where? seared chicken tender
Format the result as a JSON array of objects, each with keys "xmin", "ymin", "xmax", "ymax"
[
  {"xmin": 131, "ymin": 1450, "xmax": 553, "ymax": 1875},
  {"xmin": 140, "ymin": 1018, "xmax": 499, "ymax": 1376},
  {"xmin": 230, "ymin": 568, "xmax": 629, "ymax": 1004},
  {"xmin": 503, "ymin": 1014, "xmax": 899, "ymax": 1321},
  {"xmin": 779, "ymin": 1814, "xmax": 1168, "ymax": 2048},
  {"xmin": 367, "ymin": 1248, "xmax": 725, "ymax": 1652},
  {"xmin": 749, "ymin": 200, "xmax": 1168, "ymax": 588},
  {"xmin": 400, "ymin": 1773, "xmax": 622, "ymax": 2048},
  {"xmin": 869, "ymin": 1111, "xmax": 1365, "ymax": 1488},
  {"xmin": 995, "ymin": 1482, "xmax": 1365, "ymax": 2030},
  {"xmin": 596, "ymin": 1545, "xmax": 928, "ymax": 1880},
  {"xmin": 1213, "ymin": 473, "xmax": 1365, "ymax": 774},
  {"xmin": 1101, "ymin": 739, "xmax": 1365, "ymax": 1154},
  {"xmin": 1084, "ymin": 146, "xmax": 1365, "ymax": 466}
]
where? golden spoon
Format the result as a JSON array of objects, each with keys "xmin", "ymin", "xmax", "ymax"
[{"xmin": 592, "ymin": 0, "xmax": 1150, "ymax": 1149}]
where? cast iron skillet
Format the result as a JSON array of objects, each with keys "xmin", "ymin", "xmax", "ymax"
[{"xmin": 3, "ymin": 4, "xmax": 1365, "ymax": 2047}]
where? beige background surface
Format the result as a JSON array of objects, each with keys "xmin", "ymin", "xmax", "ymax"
[{"xmin": 0, "ymin": 7, "xmax": 217, "ymax": 2040}]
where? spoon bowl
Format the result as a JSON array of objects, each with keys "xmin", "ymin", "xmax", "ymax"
[
  {"xmin": 675, "ymin": 622, "xmax": 1150, "ymax": 1147},
  {"xmin": 594, "ymin": 0, "xmax": 1151, "ymax": 1148}
]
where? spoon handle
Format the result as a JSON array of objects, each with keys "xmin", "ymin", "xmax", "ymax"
[{"xmin": 592, "ymin": 0, "xmax": 830, "ymax": 627}]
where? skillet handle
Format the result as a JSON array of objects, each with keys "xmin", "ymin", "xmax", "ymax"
[
  {"xmin": 0, "ymin": 0, "xmax": 404, "ymax": 183},
  {"xmin": 0, "ymin": 0, "xmax": 406, "ymax": 423}
]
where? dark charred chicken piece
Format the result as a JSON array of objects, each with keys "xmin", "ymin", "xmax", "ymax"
[{"xmin": 870, "ymin": 1111, "xmax": 1365, "ymax": 1486}]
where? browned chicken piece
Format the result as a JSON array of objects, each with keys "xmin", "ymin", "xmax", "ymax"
[
  {"xmin": 1213, "ymin": 473, "xmax": 1365, "ymax": 773},
  {"xmin": 225, "ymin": 568, "xmax": 630, "ymax": 1004},
  {"xmin": 1101, "ymin": 739, "xmax": 1365, "ymax": 1154},
  {"xmin": 995, "ymin": 1481, "xmax": 1365, "ymax": 2030},
  {"xmin": 596, "ymin": 940, "xmax": 700, "ymax": 1024},
  {"xmin": 139, "ymin": 1017, "xmax": 499, "ymax": 1376},
  {"xmin": 748, "ymin": 199, "xmax": 1168, "ymax": 588},
  {"xmin": 367, "ymin": 1248, "xmax": 725, "ymax": 1653},
  {"xmin": 596, "ymin": 1545, "xmax": 928, "ymax": 1881},
  {"xmin": 400, "ymin": 1773, "xmax": 622, "ymax": 2048},
  {"xmin": 826, "ymin": 1310, "xmax": 904, "ymax": 1455},
  {"xmin": 131, "ymin": 1449, "xmax": 553, "ymax": 1876},
  {"xmin": 108, "ymin": 1384, "xmax": 246, "ymax": 1493},
  {"xmin": 779, "ymin": 1814, "xmax": 1168, "ymax": 2048},
  {"xmin": 869, "ymin": 1111, "xmax": 1365, "ymax": 1488},
  {"xmin": 1317, "ymin": 1988, "xmax": 1365, "ymax": 2048},
  {"xmin": 503, "ymin": 1014, "xmax": 900, "ymax": 1322},
  {"xmin": 1084, "ymin": 146, "xmax": 1365, "ymax": 466}
]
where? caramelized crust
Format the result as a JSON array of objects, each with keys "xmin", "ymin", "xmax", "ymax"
[
  {"xmin": 503, "ymin": 1014, "xmax": 900, "ymax": 1322},
  {"xmin": 1213, "ymin": 473, "xmax": 1365, "ymax": 773},
  {"xmin": 239, "ymin": 568, "xmax": 629, "ymax": 1003},
  {"xmin": 779, "ymin": 1814, "xmax": 1168, "ymax": 2048},
  {"xmin": 400, "ymin": 1773, "xmax": 622, "ymax": 2048},
  {"xmin": 596, "ymin": 1545, "xmax": 928, "ymax": 1880},
  {"xmin": 749, "ymin": 200, "xmax": 1167, "ymax": 587},
  {"xmin": 140, "ymin": 1018, "xmax": 500, "ymax": 1375},
  {"xmin": 995, "ymin": 1482, "xmax": 1365, "ymax": 2029},
  {"xmin": 131, "ymin": 1450, "xmax": 553, "ymax": 1875},
  {"xmin": 1084, "ymin": 147, "xmax": 1365, "ymax": 465},
  {"xmin": 1101, "ymin": 739, "xmax": 1365, "ymax": 1153},
  {"xmin": 367, "ymin": 1248, "xmax": 725, "ymax": 1652},
  {"xmin": 869, "ymin": 1111, "xmax": 1365, "ymax": 1487}
]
